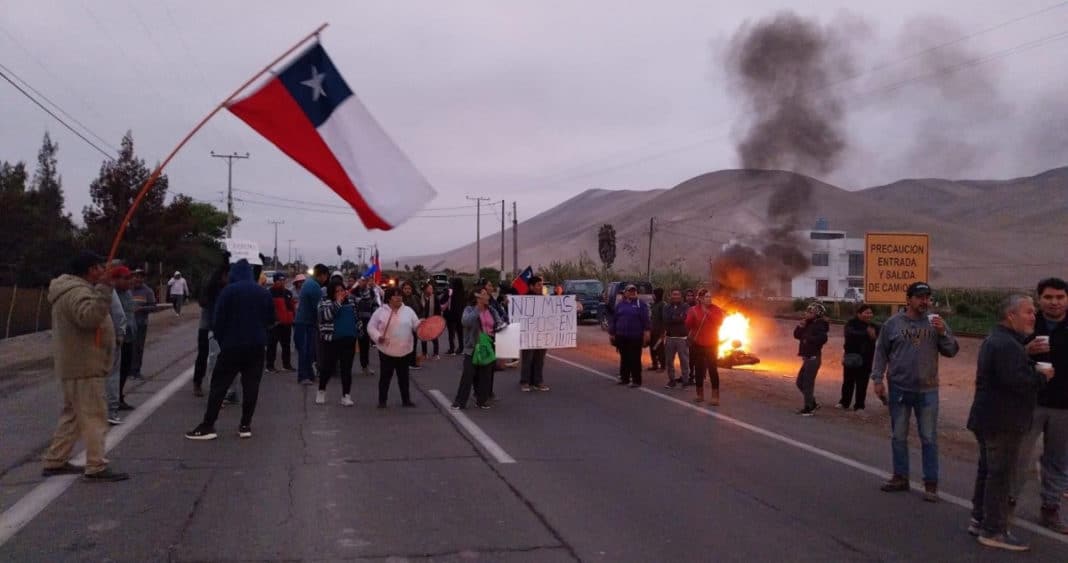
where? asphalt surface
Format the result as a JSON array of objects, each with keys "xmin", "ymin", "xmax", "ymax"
[{"xmin": 1, "ymin": 316, "xmax": 1067, "ymax": 561}]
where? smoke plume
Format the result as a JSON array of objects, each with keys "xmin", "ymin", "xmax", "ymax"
[{"xmin": 713, "ymin": 12, "xmax": 854, "ymax": 296}]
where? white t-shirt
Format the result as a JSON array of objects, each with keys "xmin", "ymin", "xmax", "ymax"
[
  {"xmin": 167, "ymin": 277, "xmax": 189, "ymax": 296},
  {"xmin": 366, "ymin": 304, "xmax": 419, "ymax": 358}
]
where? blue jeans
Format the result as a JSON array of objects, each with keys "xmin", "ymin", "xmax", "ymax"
[
  {"xmin": 294, "ymin": 324, "xmax": 317, "ymax": 382},
  {"xmin": 889, "ymin": 387, "xmax": 939, "ymax": 483}
]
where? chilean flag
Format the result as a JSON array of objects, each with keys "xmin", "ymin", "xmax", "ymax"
[
  {"xmin": 365, "ymin": 247, "xmax": 381, "ymax": 284},
  {"xmin": 227, "ymin": 43, "xmax": 436, "ymax": 230},
  {"xmin": 512, "ymin": 266, "xmax": 534, "ymax": 295}
]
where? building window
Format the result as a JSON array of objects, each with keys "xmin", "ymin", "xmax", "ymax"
[
  {"xmin": 816, "ymin": 279, "xmax": 829, "ymax": 296},
  {"xmin": 811, "ymin": 252, "xmax": 829, "ymax": 267},
  {"xmin": 848, "ymin": 252, "xmax": 864, "ymax": 276},
  {"xmin": 848, "ymin": 277, "xmax": 864, "ymax": 288},
  {"xmin": 810, "ymin": 232, "xmax": 845, "ymax": 240}
]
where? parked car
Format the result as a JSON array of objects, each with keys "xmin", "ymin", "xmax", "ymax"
[
  {"xmin": 563, "ymin": 279, "xmax": 604, "ymax": 323},
  {"xmin": 843, "ymin": 287, "xmax": 865, "ymax": 303},
  {"xmin": 430, "ymin": 273, "xmax": 449, "ymax": 290},
  {"xmin": 600, "ymin": 280, "xmax": 655, "ymax": 331}
]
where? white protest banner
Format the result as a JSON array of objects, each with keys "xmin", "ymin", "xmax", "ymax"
[
  {"xmin": 222, "ymin": 238, "xmax": 263, "ymax": 266},
  {"xmin": 494, "ymin": 323, "xmax": 522, "ymax": 359},
  {"xmin": 507, "ymin": 295, "xmax": 578, "ymax": 349}
]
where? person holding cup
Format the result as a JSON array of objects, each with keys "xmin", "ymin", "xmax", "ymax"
[
  {"xmin": 871, "ymin": 281, "xmax": 959, "ymax": 502},
  {"xmin": 966, "ymin": 295, "xmax": 1052, "ymax": 551},
  {"xmin": 1016, "ymin": 277, "xmax": 1068, "ymax": 534}
]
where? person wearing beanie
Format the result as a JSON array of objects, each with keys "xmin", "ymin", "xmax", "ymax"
[{"xmin": 794, "ymin": 301, "xmax": 829, "ymax": 416}]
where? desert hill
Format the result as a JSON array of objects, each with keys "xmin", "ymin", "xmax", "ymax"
[{"xmin": 401, "ymin": 167, "xmax": 1068, "ymax": 288}]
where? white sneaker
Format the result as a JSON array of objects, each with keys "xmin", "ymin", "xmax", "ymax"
[
  {"xmin": 315, "ymin": 390, "xmax": 326, "ymax": 404},
  {"xmin": 340, "ymin": 394, "xmax": 354, "ymax": 407}
]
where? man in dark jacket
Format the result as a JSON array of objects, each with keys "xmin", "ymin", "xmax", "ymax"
[
  {"xmin": 352, "ymin": 276, "xmax": 380, "ymax": 376},
  {"xmin": 520, "ymin": 276, "xmax": 551, "ymax": 392},
  {"xmin": 185, "ymin": 259, "xmax": 274, "ymax": 441},
  {"xmin": 609, "ymin": 284, "xmax": 650, "ymax": 387},
  {"xmin": 662, "ymin": 289, "xmax": 690, "ymax": 389},
  {"xmin": 794, "ymin": 301, "xmax": 829, "ymax": 416},
  {"xmin": 967, "ymin": 294, "xmax": 1050, "ymax": 551},
  {"xmin": 265, "ymin": 272, "xmax": 295, "ymax": 372},
  {"xmin": 1017, "ymin": 277, "xmax": 1068, "ymax": 534}
]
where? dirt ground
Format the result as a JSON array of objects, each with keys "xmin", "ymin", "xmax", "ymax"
[{"xmin": 575, "ymin": 314, "xmax": 987, "ymax": 462}]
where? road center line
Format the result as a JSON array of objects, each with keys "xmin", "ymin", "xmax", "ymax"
[
  {"xmin": 547, "ymin": 353, "xmax": 1068, "ymax": 546},
  {"xmin": 428, "ymin": 389, "xmax": 516, "ymax": 464},
  {"xmin": 0, "ymin": 367, "xmax": 194, "ymax": 547}
]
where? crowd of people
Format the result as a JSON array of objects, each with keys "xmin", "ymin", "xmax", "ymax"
[{"xmin": 35, "ymin": 248, "xmax": 1068, "ymax": 552}]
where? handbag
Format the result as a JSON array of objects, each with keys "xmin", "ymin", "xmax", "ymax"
[
  {"xmin": 842, "ymin": 353, "xmax": 864, "ymax": 368},
  {"xmin": 472, "ymin": 332, "xmax": 497, "ymax": 366}
]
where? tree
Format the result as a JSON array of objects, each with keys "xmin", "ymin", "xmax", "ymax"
[
  {"xmin": 598, "ymin": 224, "xmax": 616, "ymax": 271},
  {"xmin": 83, "ymin": 132, "xmax": 170, "ymax": 261},
  {"xmin": 411, "ymin": 264, "xmax": 428, "ymax": 282}
]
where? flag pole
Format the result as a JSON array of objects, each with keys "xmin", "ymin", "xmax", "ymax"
[{"xmin": 105, "ymin": 22, "xmax": 330, "ymax": 264}]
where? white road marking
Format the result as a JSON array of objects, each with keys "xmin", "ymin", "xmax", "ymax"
[
  {"xmin": 428, "ymin": 389, "xmax": 516, "ymax": 464},
  {"xmin": 547, "ymin": 354, "xmax": 1068, "ymax": 546},
  {"xmin": 0, "ymin": 367, "xmax": 194, "ymax": 547}
]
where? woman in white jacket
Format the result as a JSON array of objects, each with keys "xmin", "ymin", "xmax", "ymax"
[{"xmin": 366, "ymin": 287, "xmax": 421, "ymax": 408}]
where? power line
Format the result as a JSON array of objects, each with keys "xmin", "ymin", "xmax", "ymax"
[
  {"xmin": 0, "ymin": 67, "xmax": 116, "ymax": 160},
  {"xmin": 232, "ymin": 188, "xmax": 497, "ymax": 212}
]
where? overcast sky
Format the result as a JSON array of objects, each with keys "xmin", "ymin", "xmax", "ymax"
[{"xmin": 3, "ymin": 1, "xmax": 1066, "ymax": 266}]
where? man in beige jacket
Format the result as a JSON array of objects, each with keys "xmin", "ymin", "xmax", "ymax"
[{"xmin": 41, "ymin": 251, "xmax": 129, "ymax": 481}]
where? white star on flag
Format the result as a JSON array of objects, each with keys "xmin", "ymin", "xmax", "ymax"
[{"xmin": 301, "ymin": 66, "xmax": 327, "ymax": 101}]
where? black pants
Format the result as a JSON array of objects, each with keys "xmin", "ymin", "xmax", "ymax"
[
  {"xmin": 202, "ymin": 345, "xmax": 264, "ymax": 428},
  {"xmin": 266, "ymin": 324, "xmax": 293, "ymax": 369},
  {"xmin": 357, "ymin": 326, "xmax": 371, "ymax": 369},
  {"xmin": 420, "ymin": 337, "xmax": 439, "ymax": 357},
  {"xmin": 617, "ymin": 337, "xmax": 643, "ymax": 385},
  {"xmin": 796, "ymin": 356, "xmax": 821, "ymax": 411},
  {"xmin": 445, "ymin": 316, "xmax": 462, "ymax": 353},
  {"xmin": 692, "ymin": 344, "xmax": 719, "ymax": 390},
  {"xmin": 319, "ymin": 337, "xmax": 356, "ymax": 395},
  {"xmin": 454, "ymin": 354, "xmax": 492, "ymax": 407},
  {"xmin": 520, "ymin": 348, "xmax": 547, "ymax": 385},
  {"xmin": 378, "ymin": 352, "xmax": 412, "ymax": 406},
  {"xmin": 119, "ymin": 340, "xmax": 133, "ymax": 402},
  {"xmin": 687, "ymin": 342, "xmax": 697, "ymax": 381},
  {"xmin": 194, "ymin": 328, "xmax": 211, "ymax": 386},
  {"xmin": 649, "ymin": 332, "xmax": 664, "ymax": 369},
  {"xmin": 171, "ymin": 295, "xmax": 184, "ymax": 314},
  {"xmin": 972, "ymin": 431, "xmax": 1025, "ymax": 535},
  {"xmin": 840, "ymin": 364, "xmax": 871, "ymax": 409},
  {"xmin": 409, "ymin": 339, "xmax": 419, "ymax": 367}
]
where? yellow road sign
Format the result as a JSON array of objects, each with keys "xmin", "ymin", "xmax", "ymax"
[{"xmin": 864, "ymin": 233, "xmax": 929, "ymax": 304}]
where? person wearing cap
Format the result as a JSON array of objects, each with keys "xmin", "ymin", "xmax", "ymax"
[
  {"xmin": 793, "ymin": 301, "xmax": 829, "ymax": 416},
  {"xmin": 295, "ymin": 265, "xmax": 330, "ymax": 385},
  {"xmin": 610, "ymin": 284, "xmax": 650, "ymax": 388},
  {"xmin": 112, "ymin": 266, "xmax": 138, "ymax": 412},
  {"xmin": 167, "ymin": 271, "xmax": 189, "ymax": 317},
  {"xmin": 872, "ymin": 281, "xmax": 960, "ymax": 502},
  {"xmin": 103, "ymin": 267, "xmax": 129, "ymax": 424},
  {"xmin": 967, "ymin": 294, "xmax": 1051, "ymax": 551},
  {"xmin": 265, "ymin": 272, "xmax": 295, "ymax": 373},
  {"xmin": 41, "ymin": 251, "xmax": 129, "ymax": 481},
  {"xmin": 128, "ymin": 268, "xmax": 157, "ymax": 379}
]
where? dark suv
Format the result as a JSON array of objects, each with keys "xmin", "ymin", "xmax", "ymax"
[
  {"xmin": 563, "ymin": 279, "xmax": 604, "ymax": 323},
  {"xmin": 600, "ymin": 280, "xmax": 655, "ymax": 331}
]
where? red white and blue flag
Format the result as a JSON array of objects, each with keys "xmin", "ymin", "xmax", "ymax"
[
  {"xmin": 227, "ymin": 43, "xmax": 436, "ymax": 230},
  {"xmin": 512, "ymin": 266, "xmax": 534, "ymax": 295}
]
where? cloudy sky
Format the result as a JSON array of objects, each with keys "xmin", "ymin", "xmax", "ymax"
[{"xmin": 3, "ymin": 0, "xmax": 1066, "ymax": 266}]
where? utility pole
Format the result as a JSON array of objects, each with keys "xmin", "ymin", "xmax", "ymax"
[
  {"xmin": 512, "ymin": 201, "xmax": 518, "ymax": 277},
  {"xmin": 210, "ymin": 151, "xmax": 250, "ymax": 237},
  {"xmin": 646, "ymin": 217, "xmax": 655, "ymax": 282},
  {"xmin": 268, "ymin": 219, "xmax": 284, "ymax": 270},
  {"xmin": 287, "ymin": 239, "xmax": 295, "ymax": 264},
  {"xmin": 467, "ymin": 196, "xmax": 491, "ymax": 275},
  {"xmin": 499, "ymin": 199, "xmax": 506, "ymax": 281}
]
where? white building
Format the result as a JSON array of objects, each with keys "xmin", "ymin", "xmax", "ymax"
[{"xmin": 790, "ymin": 226, "xmax": 865, "ymax": 300}]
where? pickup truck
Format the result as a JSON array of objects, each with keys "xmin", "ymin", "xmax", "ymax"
[
  {"xmin": 600, "ymin": 280, "xmax": 655, "ymax": 331},
  {"xmin": 563, "ymin": 279, "xmax": 604, "ymax": 323}
]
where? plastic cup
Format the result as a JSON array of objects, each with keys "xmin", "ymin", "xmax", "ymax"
[
  {"xmin": 1035, "ymin": 336, "xmax": 1050, "ymax": 345},
  {"xmin": 927, "ymin": 314, "xmax": 940, "ymax": 322}
]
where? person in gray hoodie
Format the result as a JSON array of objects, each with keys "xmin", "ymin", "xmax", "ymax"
[
  {"xmin": 872, "ymin": 281, "xmax": 960, "ymax": 501},
  {"xmin": 452, "ymin": 287, "xmax": 502, "ymax": 409}
]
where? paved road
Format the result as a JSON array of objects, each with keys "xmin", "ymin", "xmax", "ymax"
[{"xmin": 1, "ymin": 318, "xmax": 1066, "ymax": 561}]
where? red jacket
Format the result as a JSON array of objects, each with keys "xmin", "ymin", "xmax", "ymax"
[
  {"xmin": 270, "ymin": 286, "xmax": 295, "ymax": 325},
  {"xmin": 685, "ymin": 304, "xmax": 724, "ymax": 348}
]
